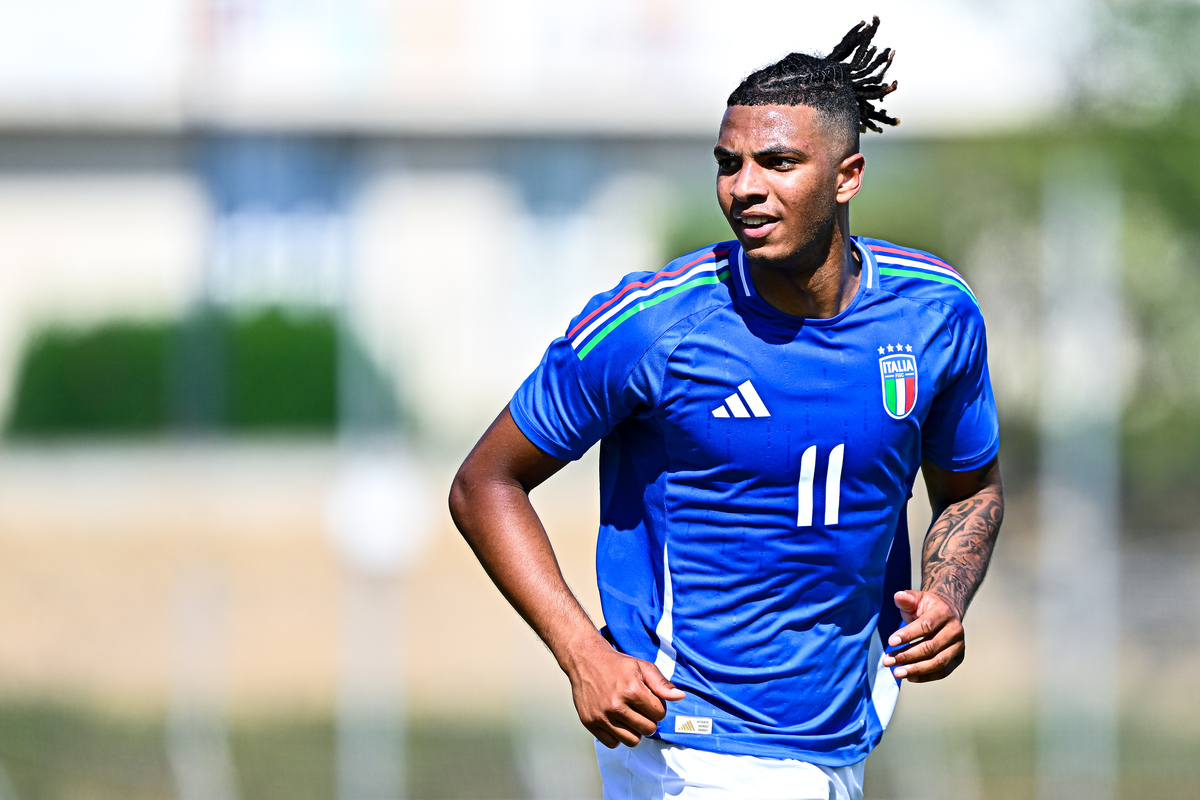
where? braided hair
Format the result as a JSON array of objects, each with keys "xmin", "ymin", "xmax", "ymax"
[{"xmin": 726, "ymin": 17, "xmax": 899, "ymax": 153}]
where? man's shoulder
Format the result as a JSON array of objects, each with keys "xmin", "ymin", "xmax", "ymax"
[
  {"xmin": 566, "ymin": 242, "xmax": 737, "ymax": 363},
  {"xmin": 859, "ymin": 237, "xmax": 982, "ymax": 327}
]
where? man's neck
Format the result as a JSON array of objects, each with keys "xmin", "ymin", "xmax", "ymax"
[{"xmin": 747, "ymin": 205, "xmax": 861, "ymax": 320}]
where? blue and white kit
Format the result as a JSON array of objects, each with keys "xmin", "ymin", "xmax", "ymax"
[{"xmin": 509, "ymin": 237, "xmax": 999, "ymax": 767}]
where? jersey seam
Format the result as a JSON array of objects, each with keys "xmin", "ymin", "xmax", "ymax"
[
  {"xmin": 874, "ymin": 285, "xmax": 993, "ymax": 469},
  {"xmin": 872, "ymin": 284, "xmax": 972, "ymax": 334},
  {"xmin": 870, "ymin": 287, "xmax": 979, "ymax": 387},
  {"xmin": 928, "ymin": 439, "xmax": 1000, "ymax": 472},
  {"xmin": 641, "ymin": 296, "xmax": 741, "ymax": 682},
  {"xmin": 577, "ymin": 295, "xmax": 731, "ymax": 676}
]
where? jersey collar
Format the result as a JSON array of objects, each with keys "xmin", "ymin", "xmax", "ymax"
[
  {"xmin": 855, "ymin": 236, "xmax": 878, "ymax": 291},
  {"xmin": 730, "ymin": 237, "xmax": 874, "ymax": 326}
]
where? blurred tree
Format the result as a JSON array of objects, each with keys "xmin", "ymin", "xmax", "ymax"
[
  {"xmin": 1078, "ymin": 0, "xmax": 1200, "ymax": 121},
  {"xmin": 659, "ymin": 184, "xmax": 733, "ymax": 263},
  {"xmin": 7, "ymin": 322, "xmax": 171, "ymax": 436},
  {"xmin": 1076, "ymin": 1, "xmax": 1200, "ymax": 527},
  {"xmin": 227, "ymin": 310, "xmax": 338, "ymax": 431},
  {"xmin": 5, "ymin": 309, "xmax": 396, "ymax": 437}
]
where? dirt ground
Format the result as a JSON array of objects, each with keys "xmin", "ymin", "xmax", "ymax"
[
  {"xmin": 0, "ymin": 441, "xmax": 602, "ymax": 721},
  {"xmin": 0, "ymin": 439, "xmax": 1193, "ymax": 730}
]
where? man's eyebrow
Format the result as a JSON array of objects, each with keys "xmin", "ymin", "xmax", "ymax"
[
  {"xmin": 713, "ymin": 144, "xmax": 806, "ymax": 159},
  {"xmin": 753, "ymin": 145, "xmax": 805, "ymax": 158}
]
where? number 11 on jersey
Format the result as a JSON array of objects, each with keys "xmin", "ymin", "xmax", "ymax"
[{"xmin": 797, "ymin": 444, "xmax": 845, "ymax": 527}]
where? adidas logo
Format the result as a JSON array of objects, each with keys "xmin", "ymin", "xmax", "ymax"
[
  {"xmin": 711, "ymin": 380, "xmax": 770, "ymax": 418},
  {"xmin": 674, "ymin": 715, "xmax": 713, "ymax": 734}
]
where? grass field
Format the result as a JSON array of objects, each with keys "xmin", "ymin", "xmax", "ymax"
[
  {"xmin": 0, "ymin": 706, "xmax": 524, "ymax": 800},
  {"xmin": 0, "ymin": 703, "xmax": 1194, "ymax": 800}
]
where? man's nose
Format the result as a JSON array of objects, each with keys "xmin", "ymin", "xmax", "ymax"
[{"xmin": 730, "ymin": 163, "xmax": 767, "ymax": 203}]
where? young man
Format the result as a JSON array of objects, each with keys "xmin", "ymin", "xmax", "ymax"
[{"xmin": 449, "ymin": 18, "xmax": 1003, "ymax": 800}]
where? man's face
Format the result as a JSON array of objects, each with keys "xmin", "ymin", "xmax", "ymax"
[{"xmin": 715, "ymin": 104, "xmax": 863, "ymax": 267}]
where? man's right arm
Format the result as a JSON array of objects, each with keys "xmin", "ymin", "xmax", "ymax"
[{"xmin": 448, "ymin": 406, "xmax": 684, "ymax": 748}]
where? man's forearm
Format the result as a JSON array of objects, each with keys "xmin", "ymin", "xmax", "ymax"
[
  {"xmin": 450, "ymin": 470, "xmax": 603, "ymax": 669},
  {"xmin": 450, "ymin": 411, "xmax": 684, "ymax": 748},
  {"xmin": 885, "ymin": 459, "xmax": 1004, "ymax": 682},
  {"xmin": 921, "ymin": 463, "xmax": 1004, "ymax": 620},
  {"xmin": 448, "ymin": 409, "xmax": 607, "ymax": 671}
]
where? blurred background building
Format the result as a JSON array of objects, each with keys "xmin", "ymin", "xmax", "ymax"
[{"xmin": 0, "ymin": 1, "xmax": 1198, "ymax": 798}]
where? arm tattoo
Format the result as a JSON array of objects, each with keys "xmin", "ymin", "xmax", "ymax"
[{"xmin": 921, "ymin": 488, "xmax": 1004, "ymax": 620}]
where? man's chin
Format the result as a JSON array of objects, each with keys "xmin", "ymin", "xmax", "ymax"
[{"xmin": 738, "ymin": 236, "xmax": 787, "ymax": 263}]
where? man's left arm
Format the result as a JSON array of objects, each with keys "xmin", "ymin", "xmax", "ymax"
[{"xmin": 883, "ymin": 456, "xmax": 1004, "ymax": 682}]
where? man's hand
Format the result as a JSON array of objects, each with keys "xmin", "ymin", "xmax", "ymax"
[
  {"xmin": 451, "ymin": 409, "xmax": 687, "ymax": 748},
  {"xmin": 565, "ymin": 635, "xmax": 685, "ymax": 748},
  {"xmin": 885, "ymin": 458, "xmax": 1003, "ymax": 684},
  {"xmin": 882, "ymin": 589, "xmax": 965, "ymax": 683}
]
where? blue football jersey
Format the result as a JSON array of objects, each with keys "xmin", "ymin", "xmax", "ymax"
[{"xmin": 509, "ymin": 237, "xmax": 999, "ymax": 766}]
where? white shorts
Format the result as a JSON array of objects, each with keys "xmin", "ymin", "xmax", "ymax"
[{"xmin": 595, "ymin": 737, "xmax": 864, "ymax": 800}]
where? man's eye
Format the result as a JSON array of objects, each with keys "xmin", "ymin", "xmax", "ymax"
[
  {"xmin": 769, "ymin": 157, "xmax": 796, "ymax": 170},
  {"xmin": 716, "ymin": 159, "xmax": 738, "ymax": 172}
]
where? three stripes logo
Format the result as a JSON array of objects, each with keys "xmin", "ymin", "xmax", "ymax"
[{"xmin": 711, "ymin": 380, "xmax": 770, "ymax": 419}]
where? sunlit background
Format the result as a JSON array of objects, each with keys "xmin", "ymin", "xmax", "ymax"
[{"xmin": 0, "ymin": 0, "xmax": 1197, "ymax": 798}]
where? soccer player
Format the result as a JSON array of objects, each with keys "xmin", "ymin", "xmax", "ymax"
[{"xmin": 449, "ymin": 17, "xmax": 1003, "ymax": 800}]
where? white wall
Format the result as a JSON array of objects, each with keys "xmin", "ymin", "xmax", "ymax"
[
  {"xmin": 352, "ymin": 151, "xmax": 670, "ymax": 443},
  {"xmin": 0, "ymin": 0, "xmax": 1071, "ymax": 134},
  {"xmin": 0, "ymin": 171, "xmax": 208, "ymax": 415}
]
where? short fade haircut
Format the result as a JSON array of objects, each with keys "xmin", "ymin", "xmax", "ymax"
[{"xmin": 727, "ymin": 17, "xmax": 899, "ymax": 155}]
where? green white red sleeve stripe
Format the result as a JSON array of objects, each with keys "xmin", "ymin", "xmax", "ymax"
[
  {"xmin": 571, "ymin": 251, "xmax": 731, "ymax": 359},
  {"xmin": 867, "ymin": 244, "xmax": 978, "ymax": 305}
]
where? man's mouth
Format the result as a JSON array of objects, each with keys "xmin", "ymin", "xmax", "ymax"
[{"xmin": 735, "ymin": 214, "xmax": 778, "ymax": 237}]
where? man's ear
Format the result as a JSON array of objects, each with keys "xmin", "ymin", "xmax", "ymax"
[{"xmin": 836, "ymin": 153, "xmax": 865, "ymax": 204}]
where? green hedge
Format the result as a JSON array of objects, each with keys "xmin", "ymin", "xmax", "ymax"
[
  {"xmin": 8, "ymin": 322, "xmax": 173, "ymax": 435},
  {"xmin": 227, "ymin": 310, "xmax": 337, "ymax": 430},
  {"xmin": 6, "ymin": 308, "xmax": 392, "ymax": 436}
]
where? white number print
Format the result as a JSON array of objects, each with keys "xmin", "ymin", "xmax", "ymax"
[{"xmin": 797, "ymin": 444, "xmax": 845, "ymax": 527}]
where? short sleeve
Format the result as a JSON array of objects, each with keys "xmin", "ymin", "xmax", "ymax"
[
  {"xmin": 920, "ymin": 308, "xmax": 1000, "ymax": 472},
  {"xmin": 508, "ymin": 249, "xmax": 732, "ymax": 461},
  {"xmin": 509, "ymin": 334, "xmax": 652, "ymax": 461},
  {"xmin": 509, "ymin": 286, "xmax": 683, "ymax": 460}
]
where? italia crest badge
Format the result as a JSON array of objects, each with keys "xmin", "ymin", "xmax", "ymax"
[{"xmin": 879, "ymin": 349, "xmax": 918, "ymax": 419}]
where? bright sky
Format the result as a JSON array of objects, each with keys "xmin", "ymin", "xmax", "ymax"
[{"xmin": 0, "ymin": 0, "xmax": 1094, "ymax": 132}]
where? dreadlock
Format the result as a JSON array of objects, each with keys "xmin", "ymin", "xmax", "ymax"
[{"xmin": 726, "ymin": 16, "xmax": 899, "ymax": 153}]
